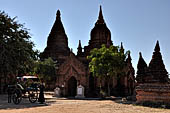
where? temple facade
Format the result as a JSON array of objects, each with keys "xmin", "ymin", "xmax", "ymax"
[{"xmin": 41, "ymin": 6, "xmax": 135, "ymax": 97}]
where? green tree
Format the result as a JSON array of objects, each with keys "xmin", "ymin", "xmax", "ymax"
[
  {"xmin": 34, "ymin": 58, "xmax": 57, "ymax": 84},
  {"xmin": 0, "ymin": 11, "xmax": 38, "ymax": 84},
  {"xmin": 87, "ymin": 44, "xmax": 128, "ymax": 96}
]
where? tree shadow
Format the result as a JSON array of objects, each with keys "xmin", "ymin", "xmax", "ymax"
[
  {"xmin": 0, "ymin": 95, "xmax": 56, "ymax": 110},
  {"xmin": 135, "ymin": 101, "xmax": 170, "ymax": 109},
  {"xmin": 109, "ymin": 96, "xmax": 170, "ymax": 109}
]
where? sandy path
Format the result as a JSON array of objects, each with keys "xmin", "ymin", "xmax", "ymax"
[{"xmin": 0, "ymin": 94, "xmax": 170, "ymax": 113}]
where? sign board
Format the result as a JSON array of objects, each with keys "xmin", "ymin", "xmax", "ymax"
[{"xmin": 75, "ymin": 85, "xmax": 85, "ymax": 98}]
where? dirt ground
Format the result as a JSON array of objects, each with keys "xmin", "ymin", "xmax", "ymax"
[{"xmin": 0, "ymin": 93, "xmax": 170, "ymax": 113}]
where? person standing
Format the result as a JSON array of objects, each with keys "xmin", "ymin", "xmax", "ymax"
[
  {"xmin": 7, "ymin": 85, "xmax": 12, "ymax": 103},
  {"xmin": 38, "ymin": 79, "xmax": 45, "ymax": 104}
]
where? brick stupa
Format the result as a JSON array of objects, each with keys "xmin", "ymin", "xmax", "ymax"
[
  {"xmin": 136, "ymin": 41, "xmax": 170, "ymax": 103},
  {"xmin": 40, "ymin": 10, "xmax": 70, "ymax": 63},
  {"xmin": 136, "ymin": 52, "xmax": 147, "ymax": 84}
]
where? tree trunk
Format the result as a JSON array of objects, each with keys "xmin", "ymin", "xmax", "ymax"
[
  {"xmin": 107, "ymin": 77, "xmax": 111, "ymax": 97},
  {"xmin": 99, "ymin": 78, "xmax": 102, "ymax": 97},
  {"xmin": 107, "ymin": 81, "xmax": 110, "ymax": 97}
]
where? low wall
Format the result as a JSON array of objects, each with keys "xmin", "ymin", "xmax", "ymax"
[{"xmin": 136, "ymin": 83, "xmax": 170, "ymax": 103}]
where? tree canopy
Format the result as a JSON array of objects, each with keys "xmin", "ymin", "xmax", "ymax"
[
  {"xmin": 34, "ymin": 58, "xmax": 57, "ymax": 82},
  {"xmin": 87, "ymin": 44, "xmax": 129, "ymax": 96},
  {"xmin": 0, "ymin": 11, "xmax": 38, "ymax": 77}
]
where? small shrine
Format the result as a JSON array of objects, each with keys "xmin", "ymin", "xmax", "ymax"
[{"xmin": 136, "ymin": 41, "xmax": 170, "ymax": 103}]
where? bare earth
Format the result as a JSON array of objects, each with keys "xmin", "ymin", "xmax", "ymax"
[{"xmin": 0, "ymin": 94, "xmax": 170, "ymax": 113}]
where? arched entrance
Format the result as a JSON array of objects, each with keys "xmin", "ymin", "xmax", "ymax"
[{"xmin": 68, "ymin": 76, "xmax": 77, "ymax": 97}]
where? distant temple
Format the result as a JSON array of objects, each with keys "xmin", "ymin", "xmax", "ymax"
[{"xmin": 41, "ymin": 6, "xmax": 135, "ymax": 97}]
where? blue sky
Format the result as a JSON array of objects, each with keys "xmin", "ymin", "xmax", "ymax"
[{"xmin": 1, "ymin": 0, "xmax": 170, "ymax": 75}]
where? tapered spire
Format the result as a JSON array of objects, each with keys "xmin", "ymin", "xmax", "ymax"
[
  {"xmin": 78, "ymin": 40, "xmax": 82, "ymax": 48},
  {"xmin": 120, "ymin": 42, "xmax": 124, "ymax": 53},
  {"xmin": 121, "ymin": 42, "xmax": 123, "ymax": 48},
  {"xmin": 154, "ymin": 40, "xmax": 160, "ymax": 52},
  {"xmin": 136, "ymin": 52, "xmax": 148, "ymax": 83},
  {"xmin": 56, "ymin": 10, "xmax": 61, "ymax": 19},
  {"xmin": 50, "ymin": 9, "xmax": 65, "ymax": 33},
  {"xmin": 148, "ymin": 41, "xmax": 168, "ymax": 83},
  {"xmin": 84, "ymin": 6, "xmax": 112, "ymax": 55},
  {"xmin": 138, "ymin": 52, "xmax": 147, "ymax": 68},
  {"xmin": 137, "ymin": 52, "xmax": 147, "ymax": 74},
  {"xmin": 41, "ymin": 9, "xmax": 70, "ymax": 61},
  {"xmin": 126, "ymin": 52, "xmax": 132, "ymax": 63},
  {"xmin": 96, "ymin": 5, "xmax": 105, "ymax": 24},
  {"xmin": 77, "ymin": 40, "xmax": 82, "ymax": 56}
]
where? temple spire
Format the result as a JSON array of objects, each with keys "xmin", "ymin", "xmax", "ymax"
[
  {"xmin": 52, "ymin": 9, "xmax": 65, "ymax": 33},
  {"xmin": 96, "ymin": 5, "xmax": 105, "ymax": 24},
  {"xmin": 137, "ymin": 52, "xmax": 147, "ymax": 73},
  {"xmin": 56, "ymin": 10, "xmax": 61, "ymax": 19},
  {"xmin": 121, "ymin": 42, "xmax": 123, "ymax": 48},
  {"xmin": 128, "ymin": 52, "xmax": 132, "ymax": 61},
  {"xmin": 154, "ymin": 40, "xmax": 160, "ymax": 52},
  {"xmin": 85, "ymin": 6, "xmax": 112, "ymax": 55},
  {"xmin": 126, "ymin": 52, "xmax": 132, "ymax": 64},
  {"xmin": 120, "ymin": 42, "xmax": 124, "ymax": 53},
  {"xmin": 78, "ymin": 40, "xmax": 82, "ymax": 48},
  {"xmin": 139, "ymin": 52, "xmax": 142, "ymax": 57},
  {"xmin": 148, "ymin": 41, "xmax": 168, "ymax": 83},
  {"xmin": 41, "ymin": 9, "xmax": 70, "ymax": 61},
  {"xmin": 136, "ymin": 52, "xmax": 148, "ymax": 83},
  {"xmin": 99, "ymin": 6, "xmax": 104, "ymax": 21},
  {"xmin": 77, "ymin": 40, "xmax": 82, "ymax": 56}
]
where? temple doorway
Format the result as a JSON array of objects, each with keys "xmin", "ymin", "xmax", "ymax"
[
  {"xmin": 0, "ymin": 78, "xmax": 1, "ymax": 94},
  {"xmin": 88, "ymin": 74, "xmax": 96, "ymax": 97},
  {"xmin": 89, "ymin": 75, "xmax": 95, "ymax": 91},
  {"xmin": 116, "ymin": 77, "xmax": 124, "ymax": 97},
  {"xmin": 128, "ymin": 79, "xmax": 134, "ymax": 95},
  {"xmin": 68, "ymin": 76, "xmax": 77, "ymax": 97}
]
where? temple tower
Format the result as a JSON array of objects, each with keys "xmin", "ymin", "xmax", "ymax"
[
  {"xmin": 136, "ymin": 52, "xmax": 148, "ymax": 83},
  {"xmin": 84, "ymin": 6, "xmax": 113, "ymax": 56},
  {"xmin": 41, "ymin": 10, "xmax": 70, "ymax": 62},
  {"xmin": 147, "ymin": 40, "xmax": 168, "ymax": 83}
]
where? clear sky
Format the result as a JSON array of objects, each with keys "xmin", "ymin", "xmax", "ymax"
[{"xmin": 1, "ymin": 0, "xmax": 170, "ymax": 76}]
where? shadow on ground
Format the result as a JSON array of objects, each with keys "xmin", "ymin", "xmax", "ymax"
[
  {"xmin": 0, "ymin": 94, "xmax": 56, "ymax": 110},
  {"xmin": 109, "ymin": 96, "xmax": 170, "ymax": 109},
  {"xmin": 1, "ymin": 94, "xmax": 170, "ymax": 110}
]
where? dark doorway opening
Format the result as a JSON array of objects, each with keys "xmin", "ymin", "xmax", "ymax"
[
  {"xmin": 88, "ymin": 74, "xmax": 96, "ymax": 97},
  {"xmin": 68, "ymin": 76, "xmax": 77, "ymax": 97},
  {"xmin": 0, "ymin": 78, "xmax": 1, "ymax": 94},
  {"xmin": 89, "ymin": 75, "xmax": 95, "ymax": 91},
  {"xmin": 128, "ymin": 79, "xmax": 134, "ymax": 96},
  {"xmin": 115, "ymin": 77, "xmax": 125, "ymax": 97}
]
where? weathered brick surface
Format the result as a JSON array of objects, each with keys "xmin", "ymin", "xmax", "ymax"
[
  {"xmin": 136, "ymin": 83, "xmax": 170, "ymax": 103},
  {"xmin": 136, "ymin": 41, "xmax": 170, "ymax": 103}
]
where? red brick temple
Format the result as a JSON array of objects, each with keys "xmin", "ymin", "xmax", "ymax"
[
  {"xmin": 41, "ymin": 6, "xmax": 135, "ymax": 97},
  {"xmin": 136, "ymin": 41, "xmax": 170, "ymax": 103}
]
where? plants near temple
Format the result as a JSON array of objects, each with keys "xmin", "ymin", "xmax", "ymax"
[
  {"xmin": 87, "ymin": 44, "xmax": 128, "ymax": 96},
  {"xmin": 0, "ymin": 11, "xmax": 39, "ymax": 86},
  {"xmin": 33, "ymin": 58, "xmax": 57, "ymax": 86}
]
